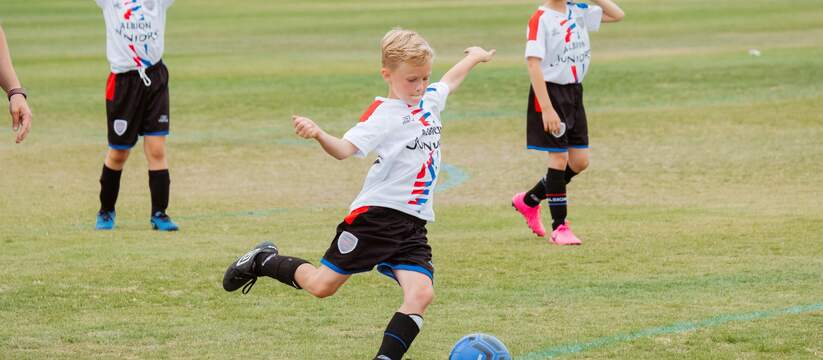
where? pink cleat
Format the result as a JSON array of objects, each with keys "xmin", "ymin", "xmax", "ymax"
[
  {"xmin": 512, "ymin": 192, "xmax": 546, "ymax": 237},
  {"xmin": 550, "ymin": 222, "xmax": 582, "ymax": 245}
]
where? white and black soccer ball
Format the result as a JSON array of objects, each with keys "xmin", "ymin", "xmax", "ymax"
[{"xmin": 449, "ymin": 333, "xmax": 511, "ymax": 360}]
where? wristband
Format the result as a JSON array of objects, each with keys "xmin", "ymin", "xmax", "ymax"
[{"xmin": 7, "ymin": 88, "xmax": 27, "ymax": 101}]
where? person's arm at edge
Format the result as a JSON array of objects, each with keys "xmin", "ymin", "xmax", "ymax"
[{"xmin": 0, "ymin": 26, "xmax": 32, "ymax": 143}]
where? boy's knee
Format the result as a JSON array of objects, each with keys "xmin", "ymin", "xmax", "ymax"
[
  {"xmin": 571, "ymin": 158, "xmax": 589, "ymax": 172},
  {"xmin": 406, "ymin": 286, "xmax": 435, "ymax": 307},
  {"xmin": 308, "ymin": 282, "xmax": 340, "ymax": 298},
  {"xmin": 146, "ymin": 147, "xmax": 166, "ymax": 161},
  {"xmin": 107, "ymin": 149, "xmax": 130, "ymax": 164}
]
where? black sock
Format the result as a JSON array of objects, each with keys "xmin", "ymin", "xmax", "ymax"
[
  {"xmin": 255, "ymin": 253, "xmax": 309, "ymax": 289},
  {"xmin": 148, "ymin": 169, "xmax": 170, "ymax": 215},
  {"xmin": 546, "ymin": 168, "xmax": 567, "ymax": 230},
  {"xmin": 523, "ymin": 174, "xmax": 547, "ymax": 208},
  {"xmin": 99, "ymin": 165, "xmax": 122, "ymax": 213},
  {"xmin": 564, "ymin": 165, "xmax": 578, "ymax": 184},
  {"xmin": 375, "ymin": 312, "xmax": 422, "ymax": 360}
]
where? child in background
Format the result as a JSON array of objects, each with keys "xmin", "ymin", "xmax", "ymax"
[{"xmin": 513, "ymin": 0, "xmax": 624, "ymax": 244}]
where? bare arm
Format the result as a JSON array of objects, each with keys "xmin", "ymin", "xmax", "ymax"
[
  {"xmin": 527, "ymin": 57, "xmax": 564, "ymax": 135},
  {"xmin": 0, "ymin": 28, "xmax": 22, "ymax": 92},
  {"xmin": 0, "ymin": 26, "xmax": 32, "ymax": 143},
  {"xmin": 292, "ymin": 115, "xmax": 358, "ymax": 160},
  {"xmin": 591, "ymin": 0, "xmax": 625, "ymax": 22},
  {"xmin": 440, "ymin": 47, "xmax": 495, "ymax": 93},
  {"xmin": 527, "ymin": 57, "xmax": 551, "ymax": 116}
]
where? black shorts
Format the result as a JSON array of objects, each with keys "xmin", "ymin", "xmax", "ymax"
[
  {"xmin": 321, "ymin": 206, "xmax": 434, "ymax": 283},
  {"xmin": 106, "ymin": 61, "xmax": 170, "ymax": 150},
  {"xmin": 526, "ymin": 82, "xmax": 589, "ymax": 152}
]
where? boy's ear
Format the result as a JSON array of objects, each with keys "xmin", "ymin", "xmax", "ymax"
[{"xmin": 380, "ymin": 67, "xmax": 392, "ymax": 82}]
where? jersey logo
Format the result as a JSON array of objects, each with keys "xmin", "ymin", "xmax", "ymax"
[
  {"xmin": 113, "ymin": 119, "xmax": 128, "ymax": 136},
  {"xmin": 337, "ymin": 231, "xmax": 359, "ymax": 255}
]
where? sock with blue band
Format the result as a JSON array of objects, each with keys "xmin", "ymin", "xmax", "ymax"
[
  {"xmin": 546, "ymin": 168, "xmax": 568, "ymax": 230},
  {"xmin": 374, "ymin": 312, "xmax": 422, "ymax": 360}
]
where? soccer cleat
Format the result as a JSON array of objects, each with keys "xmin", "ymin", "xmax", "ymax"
[
  {"xmin": 95, "ymin": 210, "xmax": 116, "ymax": 230},
  {"xmin": 550, "ymin": 221, "xmax": 582, "ymax": 245},
  {"xmin": 223, "ymin": 241, "xmax": 279, "ymax": 294},
  {"xmin": 151, "ymin": 211, "xmax": 179, "ymax": 231},
  {"xmin": 511, "ymin": 192, "xmax": 546, "ymax": 237}
]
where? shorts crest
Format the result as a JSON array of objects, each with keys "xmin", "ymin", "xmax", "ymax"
[
  {"xmin": 337, "ymin": 231, "xmax": 358, "ymax": 254},
  {"xmin": 113, "ymin": 119, "xmax": 128, "ymax": 136}
]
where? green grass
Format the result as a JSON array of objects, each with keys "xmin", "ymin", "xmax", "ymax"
[{"xmin": 1, "ymin": 0, "xmax": 822, "ymax": 358}]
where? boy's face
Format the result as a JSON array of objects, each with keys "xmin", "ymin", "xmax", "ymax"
[{"xmin": 382, "ymin": 61, "xmax": 432, "ymax": 105}]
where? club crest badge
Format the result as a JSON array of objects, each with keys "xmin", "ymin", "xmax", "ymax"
[
  {"xmin": 113, "ymin": 119, "xmax": 128, "ymax": 136},
  {"xmin": 337, "ymin": 231, "xmax": 358, "ymax": 255}
]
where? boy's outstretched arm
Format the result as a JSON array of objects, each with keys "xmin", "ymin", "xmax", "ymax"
[
  {"xmin": 292, "ymin": 115, "xmax": 358, "ymax": 160},
  {"xmin": 592, "ymin": 0, "xmax": 625, "ymax": 22},
  {"xmin": 440, "ymin": 47, "xmax": 495, "ymax": 93}
]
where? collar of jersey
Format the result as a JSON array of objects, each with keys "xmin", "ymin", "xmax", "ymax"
[
  {"xmin": 539, "ymin": 4, "xmax": 568, "ymax": 16},
  {"xmin": 375, "ymin": 96, "xmax": 415, "ymax": 107}
]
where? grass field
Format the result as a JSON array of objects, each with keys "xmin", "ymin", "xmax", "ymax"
[{"xmin": 1, "ymin": 0, "xmax": 822, "ymax": 358}]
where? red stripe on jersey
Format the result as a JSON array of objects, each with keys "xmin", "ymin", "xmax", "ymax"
[
  {"xmin": 344, "ymin": 206, "xmax": 370, "ymax": 225},
  {"xmin": 411, "ymin": 108, "xmax": 422, "ymax": 115},
  {"xmin": 414, "ymin": 181, "xmax": 427, "ymax": 187},
  {"xmin": 528, "ymin": 10, "xmax": 544, "ymax": 41},
  {"xmin": 105, "ymin": 73, "xmax": 116, "ymax": 101},
  {"xmin": 534, "ymin": 95, "xmax": 542, "ymax": 113},
  {"xmin": 571, "ymin": 65, "xmax": 579, "ymax": 83},
  {"xmin": 411, "ymin": 189, "xmax": 426, "ymax": 195},
  {"xmin": 416, "ymin": 165, "xmax": 427, "ymax": 179},
  {"xmin": 359, "ymin": 100, "xmax": 383, "ymax": 122}
]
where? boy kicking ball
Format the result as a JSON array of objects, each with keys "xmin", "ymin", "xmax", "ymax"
[{"xmin": 223, "ymin": 29, "xmax": 494, "ymax": 360}]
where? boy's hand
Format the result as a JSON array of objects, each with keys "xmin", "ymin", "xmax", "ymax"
[
  {"xmin": 292, "ymin": 115, "xmax": 323, "ymax": 139},
  {"xmin": 464, "ymin": 47, "xmax": 496, "ymax": 63},
  {"xmin": 9, "ymin": 94, "xmax": 32, "ymax": 143},
  {"xmin": 542, "ymin": 110, "xmax": 562, "ymax": 135}
]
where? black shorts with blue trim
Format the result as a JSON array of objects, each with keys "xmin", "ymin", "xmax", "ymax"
[
  {"xmin": 321, "ymin": 206, "xmax": 434, "ymax": 283},
  {"xmin": 527, "ymin": 82, "xmax": 588, "ymax": 152},
  {"xmin": 106, "ymin": 61, "xmax": 170, "ymax": 150}
]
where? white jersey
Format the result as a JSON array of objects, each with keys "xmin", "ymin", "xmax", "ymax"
[
  {"xmin": 96, "ymin": 0, "xmax": 174, "ymax": 74},
  {"xmin": 525, "ymin": 2, "xmax": 602, "ymax": 84},
  {"xmin": 343, "ymin": 82, "xmax": 450, "ymax": 222}
]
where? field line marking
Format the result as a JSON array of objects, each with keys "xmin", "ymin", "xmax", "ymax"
[{"xmin": 517, "ymin": 302, "xmax": 823, "ymax": 359}]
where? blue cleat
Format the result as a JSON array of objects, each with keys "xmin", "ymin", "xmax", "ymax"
[
  {"xmin": 151, "ymin": 211, "xmax": 179, "ymax": 231},
  {"xmin": 95, "ymin": 210, "xmax": 116, "ymax": 230}
]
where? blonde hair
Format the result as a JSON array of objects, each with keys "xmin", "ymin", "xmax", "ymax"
[{"xmin": 380, "ymin": 28, "xmax": 434, "ymax": 69}]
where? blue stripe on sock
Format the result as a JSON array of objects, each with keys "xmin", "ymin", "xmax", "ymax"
[{"xmin": 384, "ymin": 331, "xmax": 408, "ymax": 350}]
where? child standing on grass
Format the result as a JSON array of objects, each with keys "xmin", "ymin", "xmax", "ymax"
[
  {"xmin": 94, "ymin": 0, "xmax": 178, "ymax": 231},
  {"xmin": 222, "ymin": 29, "xmax": 494, "ymax": 360},
  {"xmin": 512, "ymin": 0, "xmax": 623, "ymax": 244}
]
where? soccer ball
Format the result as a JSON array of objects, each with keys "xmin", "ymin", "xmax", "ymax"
[{"xmin": 449, "ymin": 333, "xmax": 511, "ymax": 360}]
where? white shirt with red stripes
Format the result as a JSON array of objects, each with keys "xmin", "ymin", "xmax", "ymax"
[
  {"xmin": 96, "ymin": 0, "xmax": 174, "ymax": 74},
  {"xmin": 525, "ymin": 2, "xmax": 602, "ymax": 84},
  {"xmin": 343, "ymin": 82, "xmax": 450, "ymax": 222}
]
